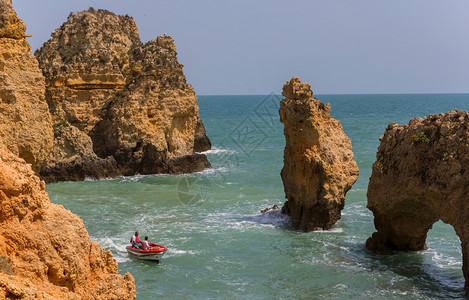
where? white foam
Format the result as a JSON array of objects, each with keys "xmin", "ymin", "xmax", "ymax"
[
  {"xmin": 430, "ymin": 250, "xmax": 462, "ymax": 268},
  {"xmin": 164, "ymin": 249, "xmax": 199, "ymax": 258},
  {"xmin": 114, "ymin": 256, "xmax": 131, "ymax": 263},
  {"xmin": 334, "ymin": 283, "xmax": 348, "ymax": 290},
  {"xmin": 197, "ymin": 167, "xmax": 232, "ymax": 175},
  {"xmin": 312, "ymin": 227, "xmax": 344, "ymax": 233},
  {"xmin": 350, "ymin": 188, "xmax": 366, "ymax": 192},
  {"xmin": 197, "ymin": 148, "xmax": 237, "ymax": 155},
  {"xmin": 92, "ymin": 237, "xmax": 128, "ymax": 252}
]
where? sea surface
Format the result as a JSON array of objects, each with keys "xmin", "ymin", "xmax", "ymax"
[{"xmin": 47, "ymin": 94, "xmax": 469, "ymax": 299}]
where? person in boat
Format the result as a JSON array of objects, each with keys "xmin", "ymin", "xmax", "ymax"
[
  {"xmin": 142, "ymin": 236, "xmax": 150, "ymax": 250},
  {"xmin": 130, "ymin": 231, "xmax": 142, "ymax": 249}
]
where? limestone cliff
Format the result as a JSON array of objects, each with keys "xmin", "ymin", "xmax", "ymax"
[
  {"xmin": 92, "ymin": 35, "xmax": 210, "ymax": 174},
  {"xmin": 279, "ymin": 77, "xmax": 359, "ymax": 231},
  {"xmin": 0, "ymin": 3, "xmax": 135, "ymax": 298},
  {"xmin": 39, "ymin": 123, "xmax": 119, "ymax": 182},
  {"xmin": 0, "ymin": 0, "xmax": 53, "ymax": 172},
  {"xmin": 365, "ymin": 110, "xmax": 469, "ymax": 295},
  {"xmin": 35, "ymin": 8, "xmax": 139, "ymax": 134},
  {"xmin": 35, "ymin": 8, "xmax": 211, "ymax": 180},
  {"xmin": 0, "ymin": 145, "xmax": 136, "ymax": 299}
]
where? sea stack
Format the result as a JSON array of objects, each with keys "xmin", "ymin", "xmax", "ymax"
[
  {"xmin": 35, "ymin": 8, "xmax": 211, "ymax": 181},
  {"xmin": 279, "ymin": 77, "xmax": 359, "ymax": 231},
  {"xmin": 0, "ymin": 0, "xmax": 53, "ymax": 172},
  {"xmin": 365, "ymin": 110, "xmax": 469, "ymax": 295}
]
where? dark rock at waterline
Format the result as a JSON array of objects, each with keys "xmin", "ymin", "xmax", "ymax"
[
  {"xmin": 261, "ymin": 205, "xmax": 279, "ymax": 214},
  {"xmin": 194, "ymin": 119, "xmax": 212, "ymax": 153},
  {"xmin": 39, "ymin": 156, "xmax": 120, "ymax": 183}
]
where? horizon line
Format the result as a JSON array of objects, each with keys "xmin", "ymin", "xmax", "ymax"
[{"xmin": 197, "ymin": 92, "xmax": 469, "ymax": 97}]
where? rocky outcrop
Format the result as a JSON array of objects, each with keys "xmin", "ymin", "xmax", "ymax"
[
  {"xmin": 194, "ymin": 119, "xmax": 212, "ymax": 153},
  {"xmin": 35, "ymin": 8, "xmax": 211, "ymax": 181},
  {"xmin": 0, "ymin": 145, "xmax": 136, "ymax": 299},
  {"xmin": 365, "ymin": 110, "xmax": 469, "ymax": 295},
  {"xmin": 35, "ymin": 8, "xmax": 139, "ymax": 134},
  {"xmin": 0, "ymin": 0, "xmax": 53, "ymax": 172},
  {"xmin": 91, "ymin": 35, "xmax": 211, "ymax": 174},
  {"xmin": 39, "ymin": 123, "xmax": 119, "ymax": 182},
  {"xmin": 261, "ymin": 205, "xmax": 279, "ymax": 214},
  {"xmin": 0, "ymin": 3, "xmax": 135, "ymax": 297},
  {"xmin": 279, "ymin": 77, "xmax": 359, "ymax": 231}
]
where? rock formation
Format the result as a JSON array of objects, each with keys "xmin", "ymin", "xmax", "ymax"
[
  {"xmin": 365, "ymin": 110, "xmax": 469, "ymax": 295},
  {"xmin": 35, "ymin": 8, "xmax": 211, "ymax": 181},
  {"xmin": 39, "ymin": 123, "xmax": 119, "ymax": 182},
  {"xmin": 0, "ymin": 2, "xmax": 135, "ymax": 298},
  {"xmin": 0, "ymin": 145, "xmax": 136, "ymax": 299},
  {"xmin": 260, "ymin": 205, "xmax": 279, "ymax": 214},
  {"xmin": 279, "ymin": 77, "xmax": 359, "ymax": 231},
  {"xmin": 0, "ymin": 0, "xmax": 53, "ymax": 172}
]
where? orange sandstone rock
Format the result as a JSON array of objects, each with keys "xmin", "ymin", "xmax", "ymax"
[
  {"xmin": 0, "ymin": 0, "xmax": 53, "ymax": 172},
  {"xmin": 35, "ymin": 8, "xmax": 140, "ymax": 134},
  {"xmin": 279, "ymin": 77, "xmax": 359, "ymax": 231},
  {"xmin": 0, "ymin": 0, "xmax": 27, "ymax": 39},
  {"xmin": 35, "ymin": 8, "xmax": 211, "ymax": 180},
  {"xmin": 92, "ymin": 36, "xmax": 210, "ymax": 174},
  {"xmin": 0, "ymin": 146, "xmax": 135, "ymax": 299},
  {"xmin": 366, "ymin": 110, "xmax": 469, "ymax": 296}
]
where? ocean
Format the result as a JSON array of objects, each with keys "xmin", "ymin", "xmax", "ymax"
[{"xmin": 46, "ymin": 93, "xmax": 469, "ymax": 299}]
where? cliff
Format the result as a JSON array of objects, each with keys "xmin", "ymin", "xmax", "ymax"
[
  {"xmin": 40, "ymin": 123, "xmax": 119, "ymax": 182},
  {"xmin": 92, "ymin": 35, "xmax": 210, "ymax": 174},
  {"xmin": 0, "ymin": 2, "xmax": 135, "ymax": 298},
  {"xmin": 365, "ymin": 110, "xmax": 469, "ymax": 295},
  {"xmin": 0, "ymin": 145, "xmax": 136, "ymax": 299},
  {"xmin": 0, "ymin": 0, "xmax": 53, "ymax": 172},
  {"xmin": 35, "ymin": 8, "xmax": 211, "ymax": 181},
  {"xmin": 279, "ymin": 77, "xmax": 359, "ymax": 231}
]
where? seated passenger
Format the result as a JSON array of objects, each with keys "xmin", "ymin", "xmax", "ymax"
[
  {"xmin": 130, "ymin": 231, "xmax": 141, "ymax": 249},
  {"xmin": 142, "ymin": 236, "xmax": 150, "ymax": 250}
]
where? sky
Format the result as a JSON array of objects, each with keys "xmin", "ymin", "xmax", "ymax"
[{"xmin": 12, "ymin": 0, "xmax": 469, "ymax": 95}]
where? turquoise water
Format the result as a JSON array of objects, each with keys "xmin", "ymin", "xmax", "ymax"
[{"xmin": 47, "ymin": 94, "xmax": 469, "ymax": 299}]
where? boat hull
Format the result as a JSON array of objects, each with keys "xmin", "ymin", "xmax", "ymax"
[{"xmin": 126, "ymin": 243, "xmax": 167, "ymax": 261}]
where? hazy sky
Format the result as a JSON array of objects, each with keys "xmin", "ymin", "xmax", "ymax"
[{"xmin": 13, "ymin": 0, "xmax": 469, "ymax": 95}]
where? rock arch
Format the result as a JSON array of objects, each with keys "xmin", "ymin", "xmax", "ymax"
[{"xmin": 366, "ymin": 110, "xmax": 469, "ymax": 295}]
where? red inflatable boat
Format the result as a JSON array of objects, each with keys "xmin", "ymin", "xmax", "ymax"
[{"xmin": 126, "ymin": 243, "xmax": 167, "ymax": 262}]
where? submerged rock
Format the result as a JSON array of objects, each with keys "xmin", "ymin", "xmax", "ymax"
[
  {"xmin": 279, "ymin": 77, "xmax": 359, "ymax": 231},
  {"xmin": 261, "ymin": 205, "xmax": 279, "ymax": 214},
  {"xmin": 366, "ymin": 110, "xmax": 469, "ymax": 295},
  {"xmin": 35, "ymin": 8, "xmax": 211, "ymax": 181},
  {"xmin": 0, "ymin": 145, "xmax": 136, "ymax": 299},
  {"xmin": 0, "ymin": 0, "xmax": 53, "ymax": 172}
]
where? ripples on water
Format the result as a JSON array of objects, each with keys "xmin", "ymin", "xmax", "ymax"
[{"xmin": 46, "ymin": 94, "xmax": 469, "ymax": 299}]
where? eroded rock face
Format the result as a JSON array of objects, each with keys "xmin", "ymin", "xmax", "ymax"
[
  {"xmin": 194, "ymin": 119, "xmax": 212, "ymax": 153},
  {"xmin": 35, "ymin": 8, "xmax": 140, "ymax": 134},
  {"xmin": 91, "ymin": 35, "xmax": 211, "ymax": 174},
  {"xmin": 0, "ymin": 0, "xmax": 53, "ymax": 172},
  {"xmin": 365, "ymin": 110, "xmax": 469, "ymax": 295},
  {"xmin": 279, "ymin": 77, "xmax": 359, "ymax": 231},
  {"xmin": 0, "ymin": 145, "xmax": 135, "ymax": 299},
  {"xmin": 35, "ymin": 8, "xmax": 211, "ymax": 180},
  {"xmin": 39, "ymin": 123, "xmax": 119, "ymax": 182}
]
